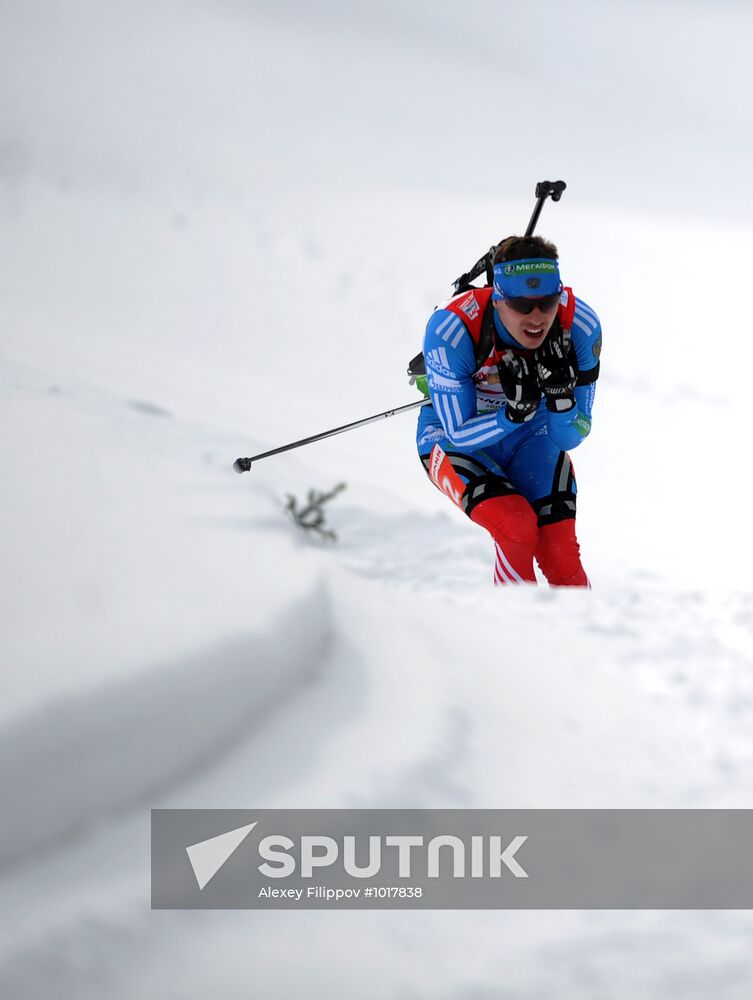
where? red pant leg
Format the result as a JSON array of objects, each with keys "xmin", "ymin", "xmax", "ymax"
[
  {"xmin": 535, "ymin": 520, "xmax": 589, "ymax": 587},
  {"xmin": 469, "ymin": 494, "xmax": 539, "ymax": 585}
]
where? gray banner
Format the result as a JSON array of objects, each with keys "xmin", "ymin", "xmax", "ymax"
[{"xmin": 151, "ymin": 810, "xmax": 753, "ymax": 909}]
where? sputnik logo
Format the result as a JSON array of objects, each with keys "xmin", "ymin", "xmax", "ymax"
[
  {"xmin": 186, "ymin": 821, "xmax": 258, "ymax": 890},
  {"xmin": 183, "ymin": 820, "xmax": 530, "ymax": 887}
]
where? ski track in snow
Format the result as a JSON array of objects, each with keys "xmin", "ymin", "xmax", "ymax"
[{"xmin": 4, "ymin": 469, "xmax": 753, "ymax": 999}]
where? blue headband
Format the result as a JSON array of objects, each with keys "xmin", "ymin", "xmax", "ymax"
[{"xmin": 492, "ymin": 257, "xmax": 563, "ymax": 301}]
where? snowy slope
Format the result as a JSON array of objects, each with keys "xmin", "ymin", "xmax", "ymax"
[{"xmin": 2, "ymin": 0, "xmax": 753, "ymax": 997}]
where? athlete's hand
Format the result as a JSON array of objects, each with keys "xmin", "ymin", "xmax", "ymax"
[
  {"xmin": 497, "ymin": 351, "xmax": 541, "ymax": 423},
  {"xmin": 535, "ymin": 333, "xmax": 577, "ymax": 412}
]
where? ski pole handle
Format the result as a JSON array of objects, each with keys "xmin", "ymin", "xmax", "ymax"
[{"xmin": 525, "ymin": 180, "xmax": 567, "ymax": 237}]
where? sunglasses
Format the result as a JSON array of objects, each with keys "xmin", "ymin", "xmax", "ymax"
[{"xmin": 503, "ymin": 293, "xmax": 561, "ymax": 315}]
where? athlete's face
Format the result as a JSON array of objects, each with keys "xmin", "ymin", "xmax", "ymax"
[{"xmin": 494, "ymin": 298, "xmax": 559, "ymax": 350}]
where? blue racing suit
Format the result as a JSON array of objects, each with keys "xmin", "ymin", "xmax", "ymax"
[{"xmin": 416, "ymin": 290, "xmax": 601, "ymax": 525}]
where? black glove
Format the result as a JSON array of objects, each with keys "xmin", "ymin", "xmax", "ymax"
[
  {"xmin": 535, "ymin": 333, "xmax": 577, "ymax": 412},
  {"xmin": 497, "ymin": 351, "xmax": 541, "ymax": 423}
]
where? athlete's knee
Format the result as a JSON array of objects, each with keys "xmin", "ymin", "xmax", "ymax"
[
  {"xmin": 535, "ymin": 520, "xmax": 589, "ymax": 587},
  {"xmin": 470, "ymin": 494, "xmax": 538, "ymax": 585},
  {"xmin": 469, "ymin": 494, "xmax": 539, "ymax": 547}
]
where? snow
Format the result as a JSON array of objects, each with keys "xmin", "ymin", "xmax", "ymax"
[{"xmin": 2, "ymin": 0, "xmax": 753, "ymax": 996}]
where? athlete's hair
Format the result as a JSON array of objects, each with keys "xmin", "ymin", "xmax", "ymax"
[{"xmin": 493, "ymin": 235, "xmax": 558, "ymax": 263}]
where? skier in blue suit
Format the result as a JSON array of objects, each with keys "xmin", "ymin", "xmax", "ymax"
[{"xmin": 416, "ymin": 235, "xmax": 601, "ymax": 586}]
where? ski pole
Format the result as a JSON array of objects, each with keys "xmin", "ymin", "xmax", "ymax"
[
  {"xmin": 233, "ymin": 398, "xmax": 431, "ymax": 473},
  {"xmin": 235, "ymin": 179, "xmax": 566, "ymax": 474},
  {"xmin": 524, "ymin": 179, "xmax": 567, "ymax": 237},
  {"xmin": 452, "ymin": 178, "xmax": 566, "ymax": 292}
]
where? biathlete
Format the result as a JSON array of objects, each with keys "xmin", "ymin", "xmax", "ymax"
[{"xmin": 416, "ymin": 235, "xmax": 601, "ymax": 586}]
